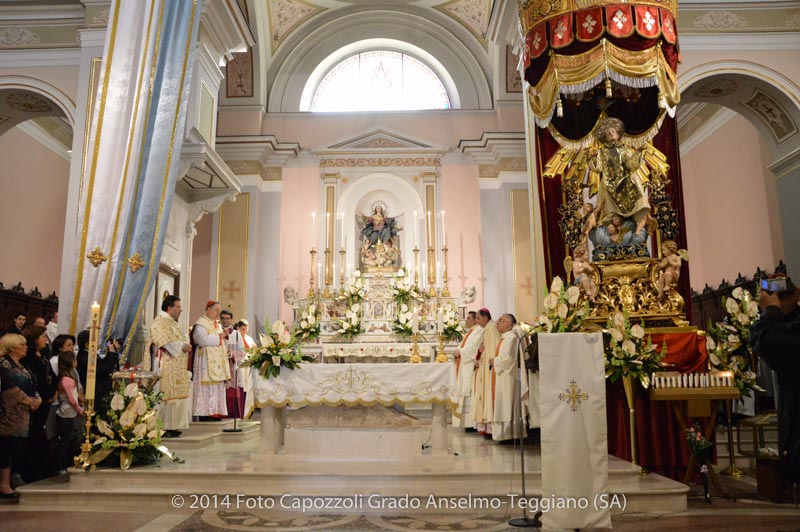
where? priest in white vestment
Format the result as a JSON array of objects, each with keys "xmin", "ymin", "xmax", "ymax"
[
  {"xmin": 149, "ymin": 295, "xmax": 192, "ymax": 437},
  {"xmin": 472, "ymin": 308, "xmax": 500, "ymax": 434},
  {"xmin": 191, "ymin": 301, "xmax": 230, "ymax": 419},
  {"xmin": 452, "ymin": 311, "xmax": 484, "ymax": 428},
  {"xmin": 226, "ymin": 319, "xmax": 254, "ymax": 419},
  {"xmin": 491, "ymin": 315, "xmax": 529, "ymax": 441}
]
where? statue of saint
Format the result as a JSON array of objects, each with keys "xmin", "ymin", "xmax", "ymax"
[
  {"xmin": 359, "ymin": 203, "xmax": 398, "ymax": 246},
  {"xmin": 358, "ymin": 202, "xmax": 402, "ymax": 270}
]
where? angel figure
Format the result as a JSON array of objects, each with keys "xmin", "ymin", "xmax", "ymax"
[
  {"xmin": 570, "ymin": 244, "xmax": 597, "ymax": 302},
  {"xmin": 656, "ymin": 240, "xmax": 689, "ymax": 298}
]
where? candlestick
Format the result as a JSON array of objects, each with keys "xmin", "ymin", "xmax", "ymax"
[
  {"xmin": 412, "ymin": 306, "xmax": 419, "ymax": 334},
  {"xmin": 413, "ymin": 211, "xmax": 418, "ymax": 248},
  {"xmin": 437, "ymin": 309, "xmax": 444, "ymax": 333},
  {"xmin": 339, "ymin": 247, "xmax": 346, "ymax": 295},
  {"xmin": 435, "ymin": 333, "xmax": 448, "ymax": 363},
  {"xmin": 441, "ymin": 210, "xmax": 446, "ymax": 246},
  {"xmin": 441, "ymin": 244, "xmax": 450, "ymax": 297},
  {"xmin": 307, "ymin": 248, "xmax": 317, "ymax": 299},
  {"xmin": 311, "ymin": 212, "xmax": 317, "ymax": 248},
  {"xmin": 413, "ymin": 246, "xmax": 420, "ymax": 286}
]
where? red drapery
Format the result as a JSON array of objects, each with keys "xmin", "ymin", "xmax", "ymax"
[{"xmin": 606, "ymin": 331, "xmax": 711, "ymax": 479}]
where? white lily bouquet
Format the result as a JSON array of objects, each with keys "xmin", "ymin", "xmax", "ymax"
[
  {"xmin": 241, "ymin": 319, "xmax": 314, "ymax": 379},
  {"xmin": 391, "ymin": 303, "xmax": 414, "ymax": 338},
  {"xmin": 440, "ymin": 302, "xmax": 465, "ymax": 342},
  {"xmin": 389, "ymin": 268, "xmax": 422, "ymax": 306},
  {"xmin": 533, "ymin": 276, "xmax": 590, "ymax": 333},
  {"xmin": 343, "ymin": 269, "xmax": 366, "ymax": 304},
  {"xmin": 604, "ymin": 311, "xmax": 665, "ymax": 389},
  {"xmin": 338, "ymin": 301, "xmax": 364, "ymax": 340},
  {"xmin": 88, "ymin": 382, "xmax": 165, "ymax": 470},
  {"xmin": 295, "ymin": 303, "xmax": 321, "ymax": 342},
  {"xmin": 706, "ymin": 287, "xmax": 764, "ymax": 397}
]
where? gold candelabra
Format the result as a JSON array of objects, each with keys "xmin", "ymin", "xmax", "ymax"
[
  {"xmin": 427, "ymin": 246, "xmax": 435, "ymax": 287},
  {"xmin": 441, "ymin": 244, "xmax": 450, "ymax": 297},
  {"xmin": 339, "ymin": 247, "xmax": 346, "ymax": 296},
  {"xmin": 307, "ymin": 248, "xmax": 317, "ymax": 299},
  {"xmin": 409, "ymin": 333, "xmax": 422, "ymax": 363},
  {"xmin": 76, "ymin": 404, "xmax": 96, "ymax": 469},
  {"xmin": 435, "ymin": 333, "xmax": 448, "ymax": 363},
  {"xmin": 323, "ymin": 248, "xmax": 333, "ymax": 298},
  {"xmin": 413, "ymin": 246, "xmax": 420, "ymax": 286}
]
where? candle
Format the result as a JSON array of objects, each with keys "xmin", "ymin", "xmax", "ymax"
[
  {"xmin": 437, "ymin": 309, "xmax": 444, "ymax": 333},
  {"xmin": 86, "ymin": 301, "xmax": 100, "ymax": 405},
  {"xmin": 413, "ymin": 211, "xmax": 418, "ymax": 248},
  {"xmin": 441, "ymin": 210, "xmax": 446, "ymax": 246},
  {"xmin": 339, "ymin": 212, "xmax": 344, "ymax": 250},
  {"xmin": 412, "ymin": 306, "xmax": 419, "ymax": 334},
  {"xmin": 311, "ymin": 212, "xmax": 317, "ymax": 249}
]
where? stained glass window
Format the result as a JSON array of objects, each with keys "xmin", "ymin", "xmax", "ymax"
[{"xmin": 310, "ymin": 51, "xmax": 451, "ymax": 112}]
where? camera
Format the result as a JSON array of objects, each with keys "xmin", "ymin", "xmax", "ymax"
[{"xmin": 761, "ymin": 276, "xmax": 787, "ymax": 293}]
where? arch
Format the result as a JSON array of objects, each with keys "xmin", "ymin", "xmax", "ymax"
[
  {"xmin": 338, "ymin": 173, "xmax": 426, "ymax": 272},
  {"xmin": 299, "ymin": 40, "xmax": 459, "ymax": 112},
  {"xmin": 0, "ymin": 75, "xmax": 77, "ymax": 128},
  {"xmin": 268, "ymin": 9, "xmax": 492, "ymax": 112}
]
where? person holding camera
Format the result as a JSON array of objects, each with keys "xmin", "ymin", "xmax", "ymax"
[{"xmin": 750, "ymin": 275, "xmax": 800, "ymax": 495}]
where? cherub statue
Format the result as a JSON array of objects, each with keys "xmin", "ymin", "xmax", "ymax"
[
  {"xmin": 655, "ymin": 240, "xmax": 689, "ymax": 299},
  {"xmin": 459, "ymin": 285, "xmax": 476, "ymax": 304},
  {"xmin": 283, "ymin": 286, "xmax": 298, "ymax": 306},
  {"xmin": 571, "ymin": 244, "xmax": 597, "ymax": 302},
  {"xmin": 576, "ymin": 202, "xmax": 600, "ymax": 246}
]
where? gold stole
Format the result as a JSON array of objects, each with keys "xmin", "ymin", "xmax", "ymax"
[{"xmin": 195, "ymin": 315, "xmax": 231, "ymax": 384}]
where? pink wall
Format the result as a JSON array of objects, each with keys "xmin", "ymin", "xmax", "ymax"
[
  {"xmin": 278, "ymin": 168, "xmax": 319, "ymax": 322},
  {"xmin": 441, "ymin": 165, "xmax": 483, "ymax": 308},
  {"xmin": 681, "ymin": 113, "xmax": 782, "ymax": 290},
  {"xmin": 0, "ymin": 126, "xmax": 69, "ymax": 296},
  {"xmin": 190, "ymin": 214, "xmax": 213, "ymax": 320}
]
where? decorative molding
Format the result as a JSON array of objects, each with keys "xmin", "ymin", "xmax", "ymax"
[
  {"xmin": 319, "ymin": 157, "xmax": 442, "ymax": 168},
  {"xmin": 0, "ymin": 114, "xmax": 8, "ymax": 126},
  {"xmin": 177, "ymin": 128, "xmax": 243, "ymax": 202},
  {"xmin": 0, "ymin": 27, "xmax": 41, "ymax": 47},
  {"xmin": 225, "ymin": 49, "xmax": 253, "ymax": 98},
  {"xmin": 677, "ymin": 32, "xmax": 800, "ymax": 51},
  {"xmin": 505, "ymin": 45, "xmax": 522, "ymax": 94},
  {"xmin": 743, "ymin": 87, "xmax": 798, "ymax": 144},
  {"xmin": 267, "ymin": 0, "xmax": 324, "ymax": 53},
  {"xmin": 328, "ymin": 128, "xmax": 432, "ymax": 150},
  {"xmin": 351, "ymin": 137, "xmax": 410, "ymax": 149},
  {"xmin": 261, "ymin": 166, "xmax": 282, "ymax": 181},
  {"xmin": 459, "ymin": 132, "xmax": 526, "ymax": 165},
  {"xmin": 91, "ymin": 8, "xmax": 110, "ymax": 27},
  {"xmin": 17, "ymin": 118, "xmax": 73, "ymax": 161},
  {"xmin": 478, "ymin": 156, "xmax": 527, "ymax": 178},
  {"xmin": 692, "ymin": 77, "xmax": 738, "ymax": 98},
  {"xmin": 692, "ymin": 10, "xmax": 749, "ymax": 29},
  {"xmin": 216, "ymin": 134, "xmax": 301, "ymax": 168},
  {"xmin": 6, "ymin": 92, "xmax": 53, "ymax": 112},
  {"xmin": 787, "ymin": 11, "xmax": 800, "ymax": 27},
  {"xmin": 768, "ymin": 145, "xmax": 800, "ymax": 180},
  {"xmin": 479, "ymin": 171, "xmax": 529, "ymax": 189},
  {"xmin": 225, "ymin": 159, "xmax": 262, "ymax": 175}
]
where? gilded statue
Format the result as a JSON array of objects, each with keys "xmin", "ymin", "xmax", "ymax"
[{"xmin": 655, "ymin": 240, "xmax": 689, "ymax": 299}]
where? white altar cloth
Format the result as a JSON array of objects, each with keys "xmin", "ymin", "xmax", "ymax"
[
  {"xmin": 253, "ymin": 363, "xmax": 457, "ymax": 455},
  {"xmin": 321, "ymin": 343, "xmax": 434, "ymax": 363},
  {"xmin": 252, "ymin": 362, "xmax": 456, "ymax": 408}
]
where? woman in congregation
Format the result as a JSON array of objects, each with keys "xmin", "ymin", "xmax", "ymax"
[
  {"xmin": 0, "ymin": 334, "xmax": 42, "ymax": 503},
  {"xmin": 22, "ymin": 325, "xmax": 58, "ymax": 481}
]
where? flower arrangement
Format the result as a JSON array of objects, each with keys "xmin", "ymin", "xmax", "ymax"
[
  {"xmin": 295, "ymin": 303, "xmax": 320, "ymax": 342},
  {"xmin": 343, "ymin": 269, "xmax": 366, "ymax": 304},
  {"xmin": 338, "ymin": 302, "xmax": 364, "ymax": 340},
  {"xmin": 389, "ymin": 268, "xmax": 422, "ymax": 306},
  {"xmin": 241, "ymin": 319, "xmax": 314, "ymax": 379},
  {"xmin": 440, "ymin": 302, "xmax": 465, "ymax": 342},
  {"xmin": 706, "ymin": 286, "xmax": 763, "ymax": 397},
  {"xmin": 685, "ymin": 423, "xmax": 713, "ymax": 461},
  {"xmin": 604, "ymin": 311, "xmax": 665, "ymax": 389},
  {"xmin": 391, "ymin": 303, "xmax": 414, "ymax": 338},
  {"xmin": 533, "ymin": 276, "xmax": 590, "ymax": 333},
  {"xmin": 88, "ymin": 381, "xmax": 166, "ymax": 470}
]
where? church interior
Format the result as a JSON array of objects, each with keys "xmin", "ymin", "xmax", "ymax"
[{"xmin": 1, "ymin": 0, "xmax": 800, "ymax": 530}]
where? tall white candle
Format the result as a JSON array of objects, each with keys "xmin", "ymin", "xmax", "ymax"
[
  {"xmin": 441, "ymin": 210, "xmax": 446, "ymax": 246},
  {"xmin": 311, "ymin": 212, "xmax": 317, "ymax": 249},
  {"xmin": 437, "ymin": 309, "xmax": 444, "ymax": 333},
  {"xmin": 413, "ymin": 211, "xmax": 418, "ymax": 248},
  {"xmin": 412, "ymin": 306, "xmax": 419, "ymax": 334},
  {"xmin": 86, "ymin": 301, "xmax": 100, "ymax": 403}
]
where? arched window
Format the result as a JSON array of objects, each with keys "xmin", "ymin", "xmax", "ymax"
[{"xmin": 308, "ymin": 50, "xmax": 452, "ymax": 112}]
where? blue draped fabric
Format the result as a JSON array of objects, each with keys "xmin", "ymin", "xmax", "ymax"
[{"xmin": 101, "ymin": 0, "xmax": 202, "ymax": 349}]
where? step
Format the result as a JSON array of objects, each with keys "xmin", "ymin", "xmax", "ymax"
[
  {"xmin": 163, "ymin": 431, "xmax": 221, "ymax": 451},
  {"xmin": 188, "ymin": 419, "xmax": 237, "ymax": 433},
  {"xmin": 220, "ymin": 421, "xmax": 261, "ymax": 443}
]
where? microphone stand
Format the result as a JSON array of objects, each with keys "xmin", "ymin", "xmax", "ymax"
[
  {"xmin": 509, "ymin": 331, "xmax": 542, "ymax": 528},
  {"xmin": 223, "ymin": 330, "xmax": 242, "ymax": 433}
]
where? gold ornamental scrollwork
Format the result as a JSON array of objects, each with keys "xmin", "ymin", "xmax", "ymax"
[
  {"xmin": 86, "ymin": 246, "xmax": 108, "ymax": 268},
  {"xmin": 518, "ymin": 0, "xmax": 678, "ymax": 33},
  {"xmin": 127, "ymin": 252, "xmax": 146, "ymax": 273}
]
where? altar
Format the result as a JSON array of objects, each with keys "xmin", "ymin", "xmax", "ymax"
[{"xmin": 253, "ymin": 362, "xmax": 457, "ymax": 456}]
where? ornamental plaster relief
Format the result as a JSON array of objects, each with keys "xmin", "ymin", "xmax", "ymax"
[{"xmin": 0, "ymin": 27, "xmax": 41, "ymax": 47}]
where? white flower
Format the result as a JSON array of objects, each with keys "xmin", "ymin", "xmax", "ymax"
[
  {"xmin": 737, "ymin": 313, "xmax": 750, "ymax": 325},
  {"xmin": 133, "ymin": 423, "xmax": 148, "ymax": 439},
  {"xmin": 93, "ymin": 436, "xmax": 107, "ymax": 446},
  {"xmin": 612, "ymin": 312, "xmax": 625, "ymax": 329},
  {"xmin": 543, "ymin": 293, "xmax": 558, "ymax": 310},
  {"xmin": 308, "ymin": 315, "xmax": 316, "ymax": 325},
  {"xmin": 124, "ymin": 382, "xmax": 139, "ymax": 398},
  {"xmin": 271, "ymin": 355, "xmax": 281, "ymax": 366},
  {"xmin": 147, "ymin": 430, "xmax": 160, "ymax": 439},
  {"xmin": 566, "ymin": 286, "xmax": 580, "ymax": 305},
  {"xmin": 352, "ymin": 303, "xmax": 360, "ymax": 312},
  {"xmin": 550, "ymin": 276, "xmax": 564, "ymax": 294},
  {"xmin": 732, "ymin": 287, "xmax": 744, "ymax": 299},
  {"xmin": 110, "ymin": 394, "xmax": 125, "ymax": 411},
  {"xmin": 631, "ymin": 324, "xmax": 645, "ymax": 339},
  {"xmin": 300, "ymin": 320, "xmax": 308, "ymax": 329},
  {"xmin": 747, "ymin": 301, "xmax": 759, "ymax": 317},
  {"xmin": 709, "ymin": 352, "xmax": 721, "ymax": 366},
  {"xmin": 351, "ymin": 316, "xmax": 358, "ymax": 326},
  {"xmin": 706, "ymin": 337, "xmax": 716, "ymax": 351},
  {"xmin": 401, "ymin": 304, "xmax": 408, "ymax": 312},
  {"xmin": 539, "ymin": 315, "xmax": 553, "ymax": 332},
  {"xmin": 397, "ymin": 268, "xmax": 405, "ymax": 277},
  {"xmin": 622, "ymin": 340, "xmax": 636, "ymax": 356},
  {"xmin": 354, "ymin": 269, "xmax": 361, "ymax": 277},
  {"xmin": 557, "ymin": 303, "xmax": 568, "ymax": 319},
  {"xmin": 97, "ymin": 419, "xmax": 114, "ymax": 437},
  {"xmin": 130, "ymin": 395, "xmax": 147, "ymax": 416},
  {"xmin": 725, "ymin": 298, "xmax": 739, "ymax": 315},
  {"xmin": 272, "ymin": 320, "xmax": 287, "ymax": 334},
  {"xmin": 727, "ymin": 334, "xmax": 738, "ymax": 344},
  {"xmin": 609, "ymin": 328, "xmax": 624, "ymax": 343},
  {"xmin": 261, "ymin": 334, "xmax": 273, "ymax": 348},
  {"xmin": 309, "ymin": 304, "xmax": 316, "ymax": 313},
  {"xmin": 279, "ymin": 329, "xmax": 292, "ymax": 344},
  {"xmin": 146, "ymin": 415, "xmax": 158, "ymax": 430},
  {"xmin": 119, "ymin": 409, "xmax": 136, "ymax": 428}
]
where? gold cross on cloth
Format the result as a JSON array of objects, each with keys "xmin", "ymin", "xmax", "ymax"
[{"xmin": 558, "ymin": 380, "xmax": 590, "ymax": 412}]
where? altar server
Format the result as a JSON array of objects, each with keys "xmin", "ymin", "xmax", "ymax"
[
  {"xmin": 191, "ymin": 301, "xmax": 230, "ymax": 420},
  {"xmin": 453, "ymin": 311, "xmax": 484, "ymax": 429},
  {"xmin": 149, "ymin": 295, "xmax": 192, "ymax": 437}
]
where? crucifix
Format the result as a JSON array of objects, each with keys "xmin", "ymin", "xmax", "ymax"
[
  {"xmin": 222, "ymin": 280, "xmax": 241, "ymax": 300},
  {"xmin": 558, "ymin": 380, "xmax": 590, "ymax": 412},
  {"xmin": 518, "ymin": 276, "xmax": 533, "ymax": 296}
]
